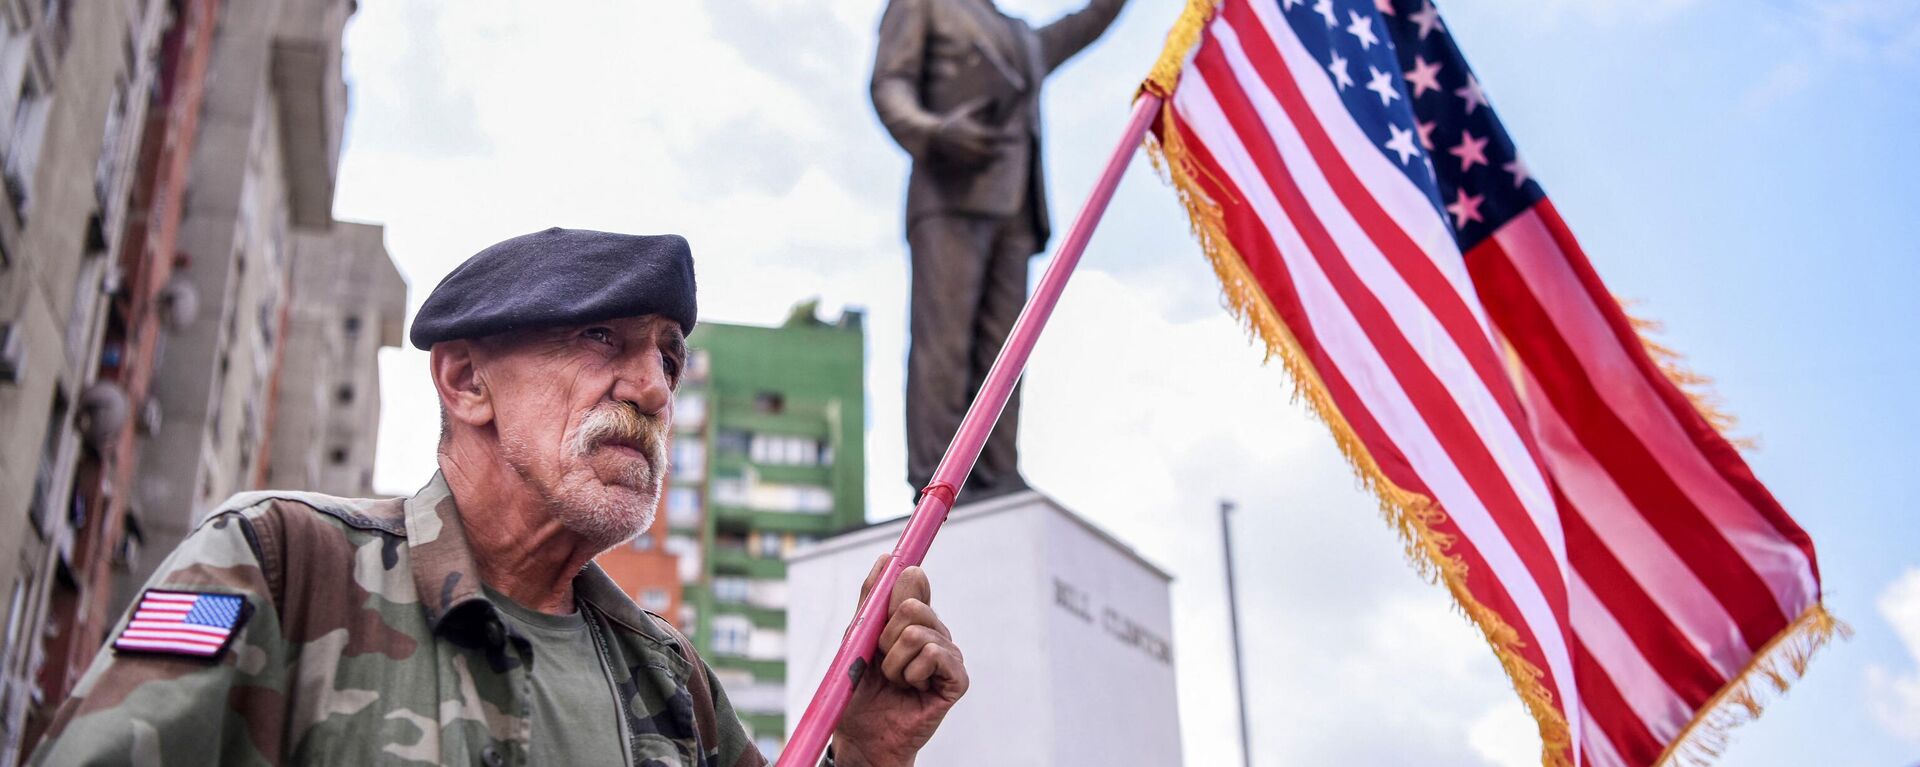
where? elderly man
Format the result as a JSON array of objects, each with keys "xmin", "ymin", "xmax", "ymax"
[{"xmin": 32, "ymin": 229, "xmax": 966, "ymax": 766}]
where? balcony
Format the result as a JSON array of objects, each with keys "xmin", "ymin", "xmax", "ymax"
[{"xmin": 711, "ymin": 546, "xmax": 785, "ymax": 579}]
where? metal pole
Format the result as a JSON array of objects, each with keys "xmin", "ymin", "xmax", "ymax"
[
  {"xmin": 776, "ymin": 93, "xmax": 1164, "ymax": 767},
  {"xmin": 1222, "ymin": 499, "xmax": 1253, "ymax": 767}
]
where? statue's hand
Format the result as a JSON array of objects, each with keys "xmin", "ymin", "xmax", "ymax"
[{"xmin": 930, "ymin": 97, "xmax": 1008, "ymax": 170}]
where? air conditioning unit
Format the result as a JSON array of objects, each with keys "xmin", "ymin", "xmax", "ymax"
[{"xmin": 0, "ymin": 322, "xmax": 22, "ymax": 382}]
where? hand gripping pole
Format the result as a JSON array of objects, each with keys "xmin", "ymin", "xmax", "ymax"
[{"xmin": 778, "ymin": 93, "xmax": 1163, "ymax": 766}]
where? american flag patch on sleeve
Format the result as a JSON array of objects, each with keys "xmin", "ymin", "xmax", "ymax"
[{"xmin": 113, "ymin": 589, "xmax": 251, "ymax": 659}]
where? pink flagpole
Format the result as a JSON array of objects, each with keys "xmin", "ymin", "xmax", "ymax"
[{"xmin": 778, "ymin": 92, "xmax": 1163, "ymax": 767}]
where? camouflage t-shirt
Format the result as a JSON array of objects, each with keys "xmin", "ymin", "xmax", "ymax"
[
  {"xmin": 29, "ymin": 473, "xmax": 768, "ymax": 767},
  {"xmin": 483, "ymin": 586, "xmax": 626, "ymax": 765}
]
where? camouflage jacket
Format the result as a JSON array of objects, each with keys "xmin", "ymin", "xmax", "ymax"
[{"xmin": 31, "ymin": 473, "xmax": 768, "ymax": 767}]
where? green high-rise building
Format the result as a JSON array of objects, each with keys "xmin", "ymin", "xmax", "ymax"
[{"xmin": 663, "ymin": 300, "xmax": 866, "ymax": 756}]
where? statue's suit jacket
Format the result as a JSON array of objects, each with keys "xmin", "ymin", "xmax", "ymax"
[{"xmin": 871, "ymin": 0, "xmax": 1126, "ymax": 249}]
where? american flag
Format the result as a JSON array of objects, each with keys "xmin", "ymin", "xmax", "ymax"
[
  {"xmin": 1148, "ymin": 0, "xmax": 1835, "ymax": 764},
  {"xmin": 114, "ymin": 590, "xmax": 249, "ymax": 658}
]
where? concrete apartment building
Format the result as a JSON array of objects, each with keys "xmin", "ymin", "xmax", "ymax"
[
  {"xmin": 0, "ymin": 1, "xmax": 173, "ymax": 759},
  {"xmin": 132, "ymin": 0, "xmax": 356, "ymax": 594},
  {"xmin": 263, "ymin": 222, "xmax": 404, "ymax": 497},
  {"xmin": 598, "ymin": 300, "xmax": 868, "ymax": 757},
  {"xmin": 0, "ymin": 1, "xmax": 399, "ymax": 761}
]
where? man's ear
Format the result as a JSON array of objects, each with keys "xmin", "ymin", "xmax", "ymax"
[{"xmin": 431, "ymin": 341, "xmax": 493, "ymax": 431}]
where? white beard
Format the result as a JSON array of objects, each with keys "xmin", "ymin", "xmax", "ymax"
[{"xmin": 498, "ymin": 418, "xmax": 668, "ymax": 552}]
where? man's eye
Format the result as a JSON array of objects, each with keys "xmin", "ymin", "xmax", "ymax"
[
  {"xmin": 663, "ymin": 356, "xmax": 682, "ymax": 380},
  {"xmin": 584, "ymin": 327, "xmax": 615, "ymax": 345}
]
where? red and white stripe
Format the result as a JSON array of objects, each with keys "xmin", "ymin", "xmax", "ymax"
[
  {"xmin": 115, "ymin": 592, "xmax": 233, "ymax": 656},
  {"xmin": 1163, "ymin": 3, "xmax": 1822, "ymax": 765}
]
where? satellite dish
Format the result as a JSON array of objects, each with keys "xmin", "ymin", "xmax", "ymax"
[{"xmin": 80, "ymin": 381, "xmax": 131, "ymax": 446}]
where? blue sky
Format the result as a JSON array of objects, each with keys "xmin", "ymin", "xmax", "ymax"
[{"xmin": 339, "ymin": 1, "xmax": 1919, "ymax": 763}]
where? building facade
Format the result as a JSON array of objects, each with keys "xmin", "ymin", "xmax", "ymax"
[
  {"xmin": 598, "ymin": 300, "xmax": 868, "ymax": 757},
  {"xmin": 786, "ymin": 492, "xmax": 1184, "ymax": 767},
  {"xmin": 0, "ymin": 1, "xmax": 397, "ymax": 761},
  {"xmin": 262, "ymin": 222, "xmax": 404, "ymax": 497},
  {"xmin": 0, "ymin": 1, "xmax": 175, "ymax": 759},
  {"xmin": 128, "ymin": 0, "xmax": 355, "ymax": 601}
]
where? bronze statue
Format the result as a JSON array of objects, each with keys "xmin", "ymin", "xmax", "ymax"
[{"xmin": 872, "ymin": 0, "xmax": 1128, "ymax": 501}]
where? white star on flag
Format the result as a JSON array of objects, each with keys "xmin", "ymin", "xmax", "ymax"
[
  {"xmin": 1455, "ymin": 73, "xmax": 1489, "ymax": 114},
  {"xmin": 1409, "ymin": 1, "xmax": 1444, "ymax": 39},
  {"xmin": 1346, "ymin": 10, "xmax": 1380, "ymax": 50},
  {"xmin": 1282, "ymin": 0, "xmax": 1302, "ymax": 10},
  {"xmin": 1448, "ymin": 129, "xmax": 1489, "ymax": 171},
  {"xmin": 1314, "ymin": 0, "xmax": 1337, "ymax": 27},
  {"xmin": 1365, "ymin": 66, "xmax": 1401, "ymax": 106},
  {"xmin": 1384, "ymin": 124, "xmax": 1421, "ymax": 165},
  {"xmin": 1504, "ymin": 156, "xmax": 1531, "ymax": 188},
  {"xmin": 1416, "ymin": 120, "xmax": 1436, "ymax": 149},
  {"xmin": 1374, "ymin": 0, "xmax": 1396, "ymax": 15},
  {"xmin": 1403, "ymin": 55, "xmax": 1443, "ymax": 98},
  {"xmin": 1328, "ymin": 51, "xmax": 1354, "ymax": 90},
  {"xmin": 1446, "ymin": 188, "xmax": 1484, "ymax": 228}
]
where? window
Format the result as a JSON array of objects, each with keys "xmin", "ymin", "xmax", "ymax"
[
  {"xmin": 666, "ymin": 487, "xmax": 701, "ymax": 528},
  {"xmin": 639, "ymin": 588, "xmax": 670, "ymax": 613},
  {"xmin": 712, "ymin": 576, "xmax": 749, "ymax": 604},
  {"xmin": 335, "ymin": 384, "xmax": 354, "ymax": 404},
  {"xmin": 685, "ymin": 349, "xmax": 711, "ymax": 382},
  {"xmin": 753, "ymin": 391, "xmax": 784, "ymax": 414},
  {"xmin": 711, "ymin": 616, "xmax": 752, "ymax": 656},
  {"xmin": 671, "ymin": 436, "xmax": 705, "ymax": 481},
  {"xmin": 256, "ymin": 299, "xmax": 276, "ymax": 348},
  {"xmin": 714, "ymin": 429, "xmax": 750, "ymax": 455},
  {"xmin": 746, "ymin": 434, "xmax": 828, "ymax": 467},
  {"xmin": 329, "ymin": 446, "xmax": 348, "ymax": 465},
  {"xmin": 674, "ymin": 392, "xmax": 706, "ymax": 426},
  {"xmin": 755, "ymin": 736, "xmax": 781, "ymax": 759},
  {"xmin": 629, "ymin": 534, "xmax": 654, "ymax": 552},
  {"xmin": 29, "ymin": 390, "xmax": 69, "ymax": 532},
  {"xmin": 666, "ymin": 535, "xmax": 701, "ymax": 583},
  {"xmin": 711, "ymin": 476, "xmax": 747, "ymax": 507},
  {"xmin": 742, "ymin": 481, "xmax": 833, "ymax": 514},
  {"xmin": 753, "ymin": 533, "xmax": 784, "ymax": 559},
  {"xmin": 342, "ymin": 315, "xmax": 362, "ymax": 337},
  {"xmin": 5, "ymin": 77, "xmax": 52, "ymax": 219}
]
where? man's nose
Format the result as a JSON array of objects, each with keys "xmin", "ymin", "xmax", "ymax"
[{"xmin": 611, "ymin": 350, "xmax": 673, "ymax": 416}]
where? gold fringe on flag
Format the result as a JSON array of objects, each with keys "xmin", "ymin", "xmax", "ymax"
[
  {"xmin": 1656, "ymin": 604, "xmax": 1848, "ymax": 766},
  {"xmin": 1616, "ymin": 298, "xmax": 1758, "ymax": 450},
  {"xmin": 1137, "ymin": 3, "xmax": 1571, "ymax": 764}
]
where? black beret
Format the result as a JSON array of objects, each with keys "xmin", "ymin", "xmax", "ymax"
[{"xmin": 409, "ymin": 227, "xmax": 697, "ymax": 350}]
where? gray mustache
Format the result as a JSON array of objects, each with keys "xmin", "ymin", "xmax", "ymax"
[{"xmin": 573, "ymin": 402, "xmax": 671, "ymax": 467}]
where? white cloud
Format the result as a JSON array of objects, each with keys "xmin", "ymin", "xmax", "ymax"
[
  {"xmin": 1868, "ymin": 568, "xmax": 1920, "ymax": 744},
  {"xmin": 1470, "ymin": 702, "xmax": 1545, "ymax": 767}
]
